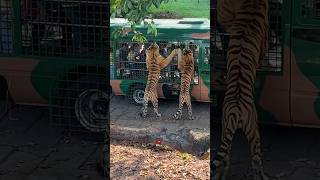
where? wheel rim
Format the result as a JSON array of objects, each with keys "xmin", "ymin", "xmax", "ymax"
[
  {"xmin": 75, "ymin": 89, "xmax": 108, "ymax": 132},
  {"xmin": 133, "ymin": 88, "xmax": 144, "ymax": 104}
]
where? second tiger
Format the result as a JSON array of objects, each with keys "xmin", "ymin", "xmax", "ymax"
[{"xmin": 174, "ymin": 48, "xmax": 195, "ymax": 120}]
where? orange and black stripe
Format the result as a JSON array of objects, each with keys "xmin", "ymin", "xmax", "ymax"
[
  {"xmin": 174, "ymin": 49, "xmax": 195, "ymax": 120},
  {"xmin": 141, "ymin": 43, "xmax": 178, "ymax": 118},
  {"xmin": 213, "ymin": 0, "xmax": 269, "ymax": 179}
]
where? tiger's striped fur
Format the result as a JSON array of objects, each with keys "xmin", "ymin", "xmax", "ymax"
[
  {"xmin": 174, "ymin": 49, "xmax": 195, "ymax": 120},
  {"xmin": 141, "ymin": 43, "xmax": 179, "ymax": 118},
  {"xmin": 213, "ymin": 0, "xmax": 269, "ymax": 180}
]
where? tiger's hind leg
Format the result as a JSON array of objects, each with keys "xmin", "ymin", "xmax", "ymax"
[
  {"xmin": 213, "ymin": 109, "xmax": 237, "ymax": 180},
  {"xmin": 245, "ymin": 108, "xmax": 268, "ymax": 180},
  {"xmin": 151, "ymin": 93, "xmax": 161, "ymax": 117},
  {"xmin": 173, "ymin": 94, "xmax": 184, "ymax": 120},
  {"xmin": 186, "ymin": 94, "xmax": 194, "ymax": 120},
  {"xmin": 140, "ymin": 91, "xmax": 149, "ymax": 118}
]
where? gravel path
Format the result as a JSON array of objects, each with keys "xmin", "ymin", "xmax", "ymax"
[{"xmin": 110, "ymin": 140, "xmax": 210, "ymax": 180}]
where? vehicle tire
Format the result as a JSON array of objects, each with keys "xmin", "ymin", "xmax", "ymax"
[
  {"xmin": 56, "ymin": 75, "xmax": 108, "ymax": 140},
  {"xmin": 74, "ymin": 88, "xmax": 108, "ymax": 133},
  {"xmin": 162, "ymin": 84, "xmax": 179, "ymax": 99},
  {"xmin": 128, "ymin": 84, "xmax": 145, "ymax": 106}
]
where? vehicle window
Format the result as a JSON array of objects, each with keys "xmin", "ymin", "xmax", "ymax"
[
  {"xmin": 110, "ymin": 47, "xmax": 114, "ymax": 79},
  {"xmin": 301, "ymin": 0, "xmax": 320, "ymax": 19},
  {"xmin": 212, "ymin": 0, "xmax": 283, "ymax": 73},
  {"xmin": 205, "ymin": 46, "xmax": 209, "ymax": 65},
  {"xmin": 259, "ymin": 0, "xmax": 283, "ymax": 72},
  {"xmin": 313, "ymin": 0, "xmax": 320, "ymax": 18},
  {"xmin": 20, "ymin": 0, "xmax": 108, "ymax": 58},
  {"xmin": 0, "ymin": 0, "xmax": 13, "ymax": 54},
  {"xmin": 112, "ymin": 41, "xmax": 200, "ymax": 85}
]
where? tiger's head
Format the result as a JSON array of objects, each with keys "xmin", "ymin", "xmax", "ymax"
[
  {"xmin": 182, "ymin": 49, "xmax": 194, "ymax": 64},
  {"xmin": 146, "ymin": 43, "xmax": 160, "ymax": 58}
]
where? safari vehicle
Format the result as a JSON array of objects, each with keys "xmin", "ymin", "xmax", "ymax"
[
  {"xmin": 212, "ymin": 0, "xmax": 320, "ymax": 127},
  {"xmin": 0, "ymin": 0, "xmax": 108, "ymax": 134},
  {"xmin": 110, "ymin": 18, "xmax": 210, "ymax": 105}
]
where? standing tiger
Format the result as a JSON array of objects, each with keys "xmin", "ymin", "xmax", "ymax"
[
  {"xmin": 141, "ymin": 43, "xmax": 179, "ymax": 118},
  {"xmin": 213, "ymin": 0, "xmax": 269, "ymax": 180},
  {"xmin": 173, "ymin": 48, "xmax": 195, "ymax": 120}
]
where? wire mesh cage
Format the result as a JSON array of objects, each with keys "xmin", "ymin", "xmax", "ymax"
[
  {"xmin": 0, "ymin": 0, "xmax": 109, "ymax": 140},
  {"xmin": 20, "ymin": 0, "xmax": 108, "ymax": 58},
  {"xmin": 111, "ymin": 41, "xmax": 201, "ymax": 84},
  {"xmin": 211, "ymin": 0, "xmax": 283, "ymax": 119},
  {"xmin": 212, "ymin": 0, "xmax": 283, "ymax": 73},
  {"xmin": 0, "ymin": 0, "xmax": 14, "ymax": 54},
  {"xmin": 49, "ymin": 65, "xmax": 108, "ymax": 138},
  {"xmin": 110, "ymin": 40, "xmax": 204, "ymax": 105},
  {"xmin": 264, "ymin": 0, "xmax": 283, "ymax": 71},
  {"xmin": 0, "ymin": 0, "xmax": 110, "ymax": 138},
  {"xmin": 301, "ymin": 0, "xmax": 320, "ymax": 19}
]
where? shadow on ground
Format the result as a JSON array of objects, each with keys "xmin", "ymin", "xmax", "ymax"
[
  {"xmin": 0, "ymin": 103, "xmax": 104, "ymax": 180},
  {"xmin": 213, "ymin": 124, "xmax": 320, "ymax": 180}
]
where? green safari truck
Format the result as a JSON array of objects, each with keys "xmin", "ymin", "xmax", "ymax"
[
  {"xmin": 212, "ymin": 0, "xmax": 320, "ymax": 127},
  {"xmin": 110, "ymin": 18, "xmax": 210, "ymax": 105},
  {"xmin": 0, "ymin": 0, "xmax": 108, "ymax": 133}
]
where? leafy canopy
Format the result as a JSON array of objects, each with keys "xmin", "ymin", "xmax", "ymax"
[{"xmin": 110, "ymin": 0, "xmax": 175, "ymax": 43}]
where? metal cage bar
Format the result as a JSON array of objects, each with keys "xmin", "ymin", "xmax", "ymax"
[
  {"xmin": 212, "ymin": 0, "xmax": 283, "ymax": 72},
  {"xmin": 111, "ymin": 41, "xmax": 203, "ymax": 85},
  {"xmin": 302, "ymin": 0, "xmax": 320, "ymax": 19},
  {"xmin": 49, "ymin": 65, "xmax": 108, "ymax": 135},
  {"xmin": 20, "ymin": 0, "xmax": 108, "ymax": 58},
  {"xmin": 0, "ymin": 0, "xmax": 14, "ymax": 54},
  {"xmin": 0, "ymin": 0, "xmax": 110, "ymax": 137}
]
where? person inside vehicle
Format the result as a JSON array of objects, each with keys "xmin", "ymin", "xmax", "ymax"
[
  {"xmin": 0, "ymin": 0, "xmax": 13, "ymax": 54},
  {"xmin": 118, "ymin": 43, "xmax": 129, "ymax": 77}
]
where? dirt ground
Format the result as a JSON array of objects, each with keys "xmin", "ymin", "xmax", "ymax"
[
  {"xmin": 0, "ymin": 104, "xmax": 104, "ymax": 180},
  {"xmin": 110, "ymin": 140, "xmax": 210, "ymax": 180},
  {"xmin": 109, "ymin": 96, "xmax": 210, "ymax": 179},
  {"xmin": 213, "ymin": 125, "xmax": 320, "ymax": 180}
]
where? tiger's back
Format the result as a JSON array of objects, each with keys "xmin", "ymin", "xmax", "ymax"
[
  {"xmin": 174, "ymin": 49, "xmax": 195, "ymax": 120},
  {"xmin": 180, "ymin": 51, "xmax": 194, "ymax": 96},
  {"xmin": 145, "ymin": 59, "xmax": 161, "ymax": 93},
  {"xmin": 141, "ymin": 43, "xmax": 178, "ymax": 118},
  {"xmin": 213, "ymin": 0, "xmax": 269, "ymax": 179}
]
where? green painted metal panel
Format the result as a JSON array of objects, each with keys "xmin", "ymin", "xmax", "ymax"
[{"xmin": 31, "ymin": 58, "xmax": 107, "ymax": 100}]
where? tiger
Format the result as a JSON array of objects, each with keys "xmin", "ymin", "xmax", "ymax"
[
  {"xmin": 141, "ymin": 43, "xmax": 179, "ymax": 118},
  {"xmin": 213, "ymin": 0, "xmax": 269, "ymax": 180},
  {"xmin": 173, "ymin": 48, "xmax": 195, "ymax": 120}
]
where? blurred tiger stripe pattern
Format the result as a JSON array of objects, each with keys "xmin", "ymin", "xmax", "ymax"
[
  {"xmin": 141, "ymin": 43, "xmax": 178, "ymax": 118},
  {"xmin": 213, "ymin": 0, "xmax": 269, "ymax": 179},
  {"xmin": 174, "ymin": 48, "xmax": 195, "ymax": 120}
]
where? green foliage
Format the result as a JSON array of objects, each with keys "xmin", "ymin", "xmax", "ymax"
[
  {"xmin": 149, "ymin": 0, "xmax": 209, "ymax": 18},
  {"xmin": 111, "ymin": 0, "xmax": 175, "ymax": 43}
]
